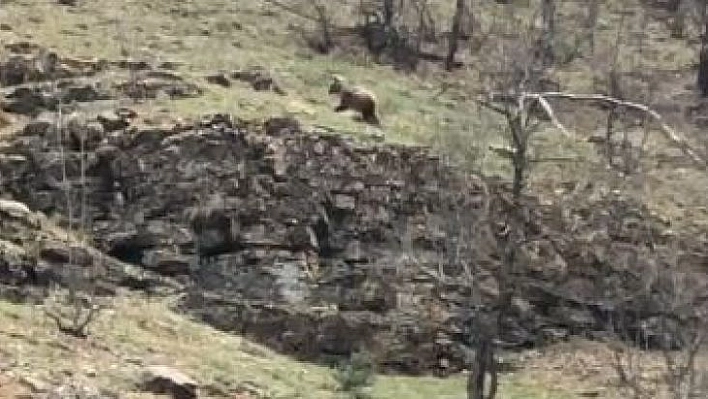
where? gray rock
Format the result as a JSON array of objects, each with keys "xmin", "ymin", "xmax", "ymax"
[
  {"xmin": 140, "ymin": 365, "xmax": 198, "ymax": 399},
  {"xmin": 141, "ymin": 249, "xmax": 191, "ymax": 276},
  {"xmin": 22, "ymin": 113, "xmax": 55, "ymax": 136},
  {"xmin": 97, "ymin": 110, "xmax": 130, "ymax": 132},
  {"xmin": 333, "ymin": 194, "xmax": 356, "ymax": 210},
  {"xmin": 0, "ymin": 199, "xmax": 31, "ymax": 219},
  {"xmin": 39, "ymin": 242, "xmax": 93, "ymax": 266},
  {"xmin": 205, "ymin": 72, "xmax": 231, "ymax": 87}
]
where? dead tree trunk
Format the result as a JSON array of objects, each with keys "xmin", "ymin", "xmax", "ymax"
[
  {"xmin": 508, "ymin": 112, "xmax": 528, "ymax": 199},
  {"xmin": 669, "ymin": 0, "xmax": 686, "ymax": 38},
  {"xmin": 468, "ymin": 94, "xmax": 536, "ymax": 399},
  {"xmin": 467, "ymin": 311, "xmax": 498, "ymax": 399},
  {"xmin": 446, "ymin": 0, "xmax": 466, "ymax": 71},
  {"xmin": 313, "ymin": 2, "xmax": 333, "ymax": 54},
  {"xmin": 383, "ymin": 0, "xmax": 395, "ymax": 27},
  {"xmin": 415, "ymin": 0, "xmax": 429, "ymax": 60},
  {"xmin": 585, "ymin": 0, "xmax": 599, "ymax": 55},
  {"xmin": 541, "ymin": 0, "xmax": 555, "ymax": 67},
  {"xmin": 699, "ymin": 1, "xmax": 708, "ymax": 97}
]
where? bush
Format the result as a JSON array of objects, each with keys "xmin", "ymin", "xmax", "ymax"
[{"xmin": 334, "ymin": 350, "xmax": 376, "ymax": 399}]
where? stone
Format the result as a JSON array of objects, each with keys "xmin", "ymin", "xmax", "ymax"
[
  {"xmin": 510, "ymin": 297, "xmax": 534, "ymax": 319},
  {"xmin": 2, "ymin": 87, "xmax": 51, "ymax": 115},
  {"xmin": 141, "ymin": 250, "xmax": 191, "ymax": 276},
  {"xmin": 158, "ymin": 61, "xmax": 183, "ymax": 70},
  {"xmin": 111, "ymin": 59, "xmax": 151, "ymax": 70},
  {"xmin": 287, "ymin": 225, "xmax": 319, "ymax": 251},
  {"xmin": 39, "ymin": 242, "xmax": 93, "ymax": 266},
  {"xmin": 0, "ymin": 110, "xmax": 13, "ymax": 129},
  {"xmin": 22, "ymin": 114, "xmax": 55, "ymax": 136},
  {"xmin": 140, "ymin": 365, "xmax": 198, "ymax": 399},
  {"xmin": 185, "ymin": 206, "xmax": 234, "ymax": 256},
  {"xmin": 231, "ymin": 66, "xmax": 286, "ymax": 95},
  {"xmin": 333, "ymin": 194, "xmax": 356, "ymax": 210},
  {"xmin": 97, "ymin": 110, "xmax": 130, "ymax": 132},
  {"xmin": 116, "ymin": 75, "xmax": 203, "ymax": 100},
  {"xmin": 3, "ymin": 41, "xmax": 40, "ymax": 54},
  {"xmin": 61, "ymin": 84, "xmax": 105, "ymax": 103},
  {"xmin": 19, "ymin": 376, "xmax": 50, "ymax": 393},
  {"xmin": 0, "ymin": 199, "xmax": 31, "ymax": 219},
  {"xmin": 115, "ymin": 107, "xmax": 138, "ymax": 120},
  {"xmin": 343, "ymin": 240, "xmax": 366, "ymax": 262},
  {"xmin": 264, "ymin": 116, "xmax": 300, "ymax": 136},
  {"xmin": 0, "ymin": 55, "xmax": 34, "ymax": 86},
  {"xmin": 205, "ymin": 72, "xmax": 231, "ymax": 87},
  {"xmin": 550, "ymin": 306, "xmax": 596, "ymax": 330},
  {"xmin": 67, "ymin": 119, "xmax": 105, "ymax": 150}
]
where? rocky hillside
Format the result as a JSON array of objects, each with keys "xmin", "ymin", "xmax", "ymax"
[{"xmin": 1, "ymin": 79, "xmax": 704, "ymax": 377}]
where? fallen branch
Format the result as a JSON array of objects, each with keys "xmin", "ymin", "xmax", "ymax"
[
  {"xmin": 534, "ymin": 95, "xmax": 572, "ymax": 138},
  {"xmin": 527, "ymin": 92, "xmax": 706, "ymax": 167},
  {"xmin": 477, "ymin": 91, "xmax": 707, "ymax": 168}
]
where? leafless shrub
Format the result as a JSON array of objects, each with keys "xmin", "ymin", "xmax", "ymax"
[
  {"xmin": 43, "ymin": 285, "xmax": 105, "ymax": 338},
  {"xmin": 609, "ymin": 251, "xmax": 708, "ymax": 399},
  {"xmin": 312, "ymin": 1, "xmax": 334, "ymax": 54},
  {"xmin": 41, "ymin": 102, "xmax": 107, "ymax": 339}
]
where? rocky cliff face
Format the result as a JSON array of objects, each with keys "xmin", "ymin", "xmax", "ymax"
[{"xmin": 0, "ymin": 111, "xmax": 705, "ymax": 375}]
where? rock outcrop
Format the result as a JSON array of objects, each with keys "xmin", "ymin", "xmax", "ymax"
[
  {"xmin": 0, "ymin": 113, "xmax": 705, "ymax": 375},
  {"xmin": 0, "ymin": 195, "xmax": 176, "ymax": 303},
  {"xmin": 139, "ymin": 366, "xmax": 198, "ymax": 399}
]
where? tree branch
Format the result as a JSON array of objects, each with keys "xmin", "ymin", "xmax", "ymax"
[
  {"xmin": 534, "ymin": 95, "xmax": 572, "ymax": 138},
  {"xmin": 477, "ymin": 91, "xmax": 707, "ymax": 168},
  {"xmin": 473, "ymin": 97, "xmax": 510, "ymax": 116},
  {"xmin": 527, "ymin": 92, "xmax": 706, "ymax": 167}
]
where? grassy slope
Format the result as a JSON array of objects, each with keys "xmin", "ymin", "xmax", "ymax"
[
  {"xmin": 0, "ymin": 294, "xmax": 588, "ymax": 398},
  {"xmin": 3, "ymin": 0, "xmax": 706, "ymax": 227}
]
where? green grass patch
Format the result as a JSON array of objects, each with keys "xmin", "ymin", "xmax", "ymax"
[{"xmin": 0, "ymin": 295, "xmax": 591, "ymax": 398}]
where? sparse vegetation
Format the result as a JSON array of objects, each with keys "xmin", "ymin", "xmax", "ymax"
[
  {"xmin": 334, "ymin": 350, "xmax": 376, "ymax": 399},
  {"xmin": 42, "ymin": 285, "xmax": 105, "ymax": 339},
  {"xmin": 0, "ymin": 294, "xmax": 594, "ymax": 398}
]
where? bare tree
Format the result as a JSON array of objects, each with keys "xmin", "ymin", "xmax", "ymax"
[
  {"xmin": 42, "ymin": 103, "xmax": 107, "ymax": 339},
  {"xmin": 467, "ymin": 309, "xmax": 498, "ymax": 399},
  {"xmin": 584, "ymin": 0, "xmax": 600, "ymax": 55},
  {"xmin": 412, "ymin": 0, "xmax": 433, "ymax": 62},
  {"xmin": 383, "ymin": 0, "xmax": 395, "ymax": 27},
  {"xmin": 44, "ymin": 286, "xmax": 105, "ymax": 338},
  {"xmin": 313, "ymin": 1, "xmax": 334, "ymax": 53},
  {"xmin": 425, "ymin": 171, "xmax": 502, "ymax": 399},
  {"xmin": 697, "ymin": 0, "xmax": 708, "ymax": 96},
  {"xmin": 670, "ymin": 0, "xmax": 687, "ymax": 38},
  {"xmin": 446, "ymin": 0, "xmax": 467, "ymax": 71},
  {"xmin": 540, "ymin": 0, "xmax": 556, "ymax": 67}
]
